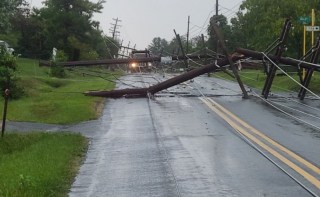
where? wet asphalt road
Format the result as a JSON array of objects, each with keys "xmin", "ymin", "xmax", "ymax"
[{"xmin": 6, "ymin": 72, "xmax": 320, "ymax": 196}]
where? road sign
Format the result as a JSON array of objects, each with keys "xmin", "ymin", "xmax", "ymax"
[
  {"xmin": 298, "ymin": 17, "xmax": 311, "ymax": 22},
  {"xmin": 306, "ymin": 26, "xmax": 320, "ymax": 31}
]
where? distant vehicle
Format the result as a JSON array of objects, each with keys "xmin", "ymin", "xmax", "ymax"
[
  {"xmin": 0, "ymin": 40, "xmax": 15, "ymax": 55},
  {"xmin": 186, "ymin": 67, "xmax": 194, "ymax": 72},
  {"xmin": 129, "ymin": 50, "xmax": 152, "ymax": 73}
]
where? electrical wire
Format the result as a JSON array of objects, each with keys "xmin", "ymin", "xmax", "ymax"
[
  {"xmin": 262, "ymin": 52, "xmax": 320, "ymax": 99},
  {"xmin": 268, "ymin": 100, "xmax": 320, "ymax": 121},
  {"xmin": 190, "ymin": 80, "xmax": 319, "ymax": 197},
  {"xmin": 251, "ymin": 90, "xmax": 320, "ymax": 130},
  {"xmin": 210, "ymin": 69, "xmax": 320, "ymax": 119},
  {"xmin": 270, "ymin": 93, "xmax": 320, "ymax": 113}
]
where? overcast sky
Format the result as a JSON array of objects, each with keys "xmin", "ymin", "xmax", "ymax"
[{"xmin": 29, "ymin": 0, "xmax": 243, "ymax": 49}]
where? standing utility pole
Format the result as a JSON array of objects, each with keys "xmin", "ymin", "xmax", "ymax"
[
  {"xmin": 109, "ymin": 18, "xmax": 122, "ymax": 39},
  {"xmin": 174, "ymin": 29, "xmax": 188, "ymax": 68},
  {"xmin": 186, "ymin": 16, "xmax": 190, "ymax": 54},
  {"xmin": 215, "ymin": 0, "xmax": 219, "ymax": 55},
  {"xmin": 126, "ymin": 41, "xmax": 131, "ymax": 57}
]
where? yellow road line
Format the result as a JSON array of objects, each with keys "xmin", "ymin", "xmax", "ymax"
[
  {"xmin": 199, "ymin": 97, "xmax": 320, "ymax": 190},
  {"xmin": 207, "ymin": 98, "xmax": 320, "ymax": 176}
]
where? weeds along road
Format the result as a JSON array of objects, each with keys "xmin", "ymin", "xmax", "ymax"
[{"xmin": 6, "ymin": 73, "xmax": 320, "ymax": 196}]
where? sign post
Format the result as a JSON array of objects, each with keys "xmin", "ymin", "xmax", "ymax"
[
  {"xmin": 1, "ymin": 88, "xmax": 10, "ymax": 138},
  {"xmin": 299, "ymin": 16, "xmax": 312, "ymax": 78}
]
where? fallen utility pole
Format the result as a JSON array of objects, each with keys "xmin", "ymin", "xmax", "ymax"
[
  {"xmin": 298, "ymin": 34, "xmax": 320, "ymax": 100},
  {"xmin": 262, "ymin": 18, "xmax": 292, "ymax": 98},
  {"xmin": 84, "ymin": 55, "xmax": 243, "ymax": 97},
  {"xmin": 210, "ymin": 19, "xmax": 248, "ymax": 98},
  {"xmin": 235, "ymin": 48, "xmax": 320, "ymax": 71},
  {"xmin": 39, "ymin": 54, "xmax": 216, "ymax": 67}
]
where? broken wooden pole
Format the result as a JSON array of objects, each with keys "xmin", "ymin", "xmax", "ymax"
[
  {"xmin": 147, "ymin": 57, "xmax": 241, "ymax": 94},
  {"xmin": 84, "ymin": 88, "xmax": 148, "ymax": 98},
  {"xmin": 210, "ymin": 19, "xmax": 248, "ymax": 99},
  {"xmin": 262, "ymin": 18, "xmax": 292, "ymax": 98},
  {"xmin": 299, "ymin": 34, "xmax": 320, "ymax": 100},
  {"xmin": 40, "ymin": 54, "xmax": 214, "ymax": 67},
  {"xmin": 84, "ymin": 55, "xmax": 243, "ymax": 97},
  {"xmin": 235, "ymin": 48, "xmax": 320, "ymax": 71}
]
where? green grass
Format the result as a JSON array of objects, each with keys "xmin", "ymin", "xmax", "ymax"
[
  {"xmin": 0, "ymin": 58, "xmax": 123, "ymax": 124},
  {"xmin": 212, "ymin": 69, "xmax": 320, "ymax": 93},
  {"xmin": 0, "ymin": 132, "xmax": 88, "ymax": 197}
]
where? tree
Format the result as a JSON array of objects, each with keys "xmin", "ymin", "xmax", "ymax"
[
  {"xmin": 103, "ymin": 36, "xmax": 120, "ymax": 59},
  {"xmin": 206, "ymin": 14, "xmax": 234, "ymax": 53},
  {"xmin": 148, "ymin": 37, "xmax": 169, "ymax": 56},
  {"xmin": 0, "ymin": 0, "xmax": 28, "ymax": 33},
  {"xmin": 40, "ymin": 0, "xmax": 106, "ymax": 60},
  {"xmin": 237, "ymin": 0, "xmax": 320, "ymax": 58}
]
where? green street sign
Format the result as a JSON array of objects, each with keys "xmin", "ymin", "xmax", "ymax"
[{"xmin": 298, "ymin": 17, "xmax": 311, "ymax": 22}]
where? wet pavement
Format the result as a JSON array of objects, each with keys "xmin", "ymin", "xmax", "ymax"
[{"xmin": 6, "ymin": 73, "xmax": 320, "ymax": 196}]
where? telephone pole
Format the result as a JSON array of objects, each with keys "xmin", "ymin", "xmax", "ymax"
[
  {"xmin": 109, "ymin": 18, "xmax": 121, "ymax": 39},
  {"xmin": 215, "ymin": 0, "xmax": 219, "ymax": 55},
  {"xmin": 186, "ymin": 15, "xmax": 190, "ymax": 54}
]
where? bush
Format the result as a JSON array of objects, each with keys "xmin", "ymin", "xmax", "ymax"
[
  {"xmin": 49, "ymin": 50, "xmax": 68, "ymax": 78},
  {"xmin": 0, "ymin": 46, "xmax": 24, "ymax": 99}
]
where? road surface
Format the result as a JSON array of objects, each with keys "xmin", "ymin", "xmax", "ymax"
[{"xmin": 6, "ymin": 73, "xmax": 320, "ymax": 196}]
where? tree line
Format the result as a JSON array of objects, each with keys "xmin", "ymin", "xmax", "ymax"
[
  {"xmin": 149, "ymin": 0, "xmax": 320, "ymax": 60},
  {"xmin": 0, "ymin": 0, "xmax": 119, "ymax": 61}
]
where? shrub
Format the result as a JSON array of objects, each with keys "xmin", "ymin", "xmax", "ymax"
[
  {"xmin": 0, "ymin": 46, "xmax": 24, "ymax": 99},
  {"xmin": 49, "ymin": 50, "xmax": 68, "ymax": 78}
]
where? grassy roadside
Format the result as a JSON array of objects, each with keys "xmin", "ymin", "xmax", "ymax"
[
  {"xmin": 212, "ymin": 69, "xmax": 320, "ymax": 93},
  {"xmin": 0, "ymin": 132, "xmax": 88, "ymax": 197},
  {"xmin": 0, "ymin": 58, "xmax": 122, "ymax": 124}
]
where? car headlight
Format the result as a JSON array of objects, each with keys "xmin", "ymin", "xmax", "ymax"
[{"xmin": 131, "ymin": 63, "xmax": 136, "ymax": 67}]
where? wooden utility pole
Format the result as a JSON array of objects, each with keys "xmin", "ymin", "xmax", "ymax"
[
  {"xmin": 201, "ymin": 34, "xmax": 207, "ymax": 64},
  {"xmin": 202, "ymin": 34, "xmax": 210, "ymax": 77},
  {"xmin": 215, "ymin": 0, "xmax": 219, "ymax": 55},
  {"xmin": 126, "ymin": 41, "xmax": 130, "ymax": 57},
  {"xmin": 110, "ymin": 18, "xmax": 121, "ymax": 39},
  {"xmin": 174, "ymin": 29, "xmax": 188, "ymax": 68},
  {"xmin": 186, "ymin": 16, "xmax": 190, "ymax": 54},
  {"xmin": 211, "ymin": 19, "xmax": 248, "ymax": 98}
]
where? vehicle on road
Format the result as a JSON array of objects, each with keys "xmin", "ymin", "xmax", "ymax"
[
  {"xmin": 129, "ymin": 50, "xmax": 152, "ymax": 73},
  {"xmin": 0, "ymin": 40, "xmax": 15, "ymax": 55}
]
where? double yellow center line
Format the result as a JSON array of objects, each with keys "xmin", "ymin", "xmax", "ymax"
[{"xmin": 199, "ymin": 97, "xmax": 320, "ymax": 190}]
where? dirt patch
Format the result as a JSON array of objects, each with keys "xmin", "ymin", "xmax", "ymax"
[{"xmin": 94, "ymin": 99, "xmax": 107, "ymax": 117}]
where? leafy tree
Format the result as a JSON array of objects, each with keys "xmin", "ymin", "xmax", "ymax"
[
  {"xmin": 238, "ymin": 0, "xmax": 320, "ymax": 58},
  {"xmin": 148, "ymin": 37, "xmax": 169, "ymax": 56},
  {"xmin": 189, "ymin": 35, "xmax": 204, "ymax": 54},
  {"xmin": 13, "ymin": 8, "xmax": 47, "ymax": 59},
  {"xmin": 103, "ymin": 36, "xmax": 120, "ymax": 59},
  {"xmin": 0, "ymin": 0, "xmax": 28, "ymax": 33},
  {"xmin": 40, "ymin": 0, "xmax": 106, "ymax": 60},
  {"xmin": 206, "ymin": 14, "xmax": 234, "ymax": 53}
]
